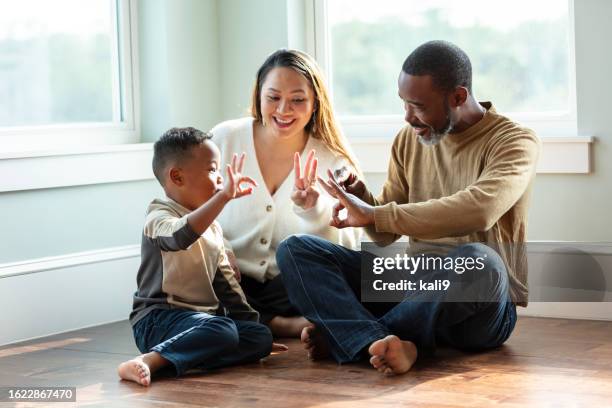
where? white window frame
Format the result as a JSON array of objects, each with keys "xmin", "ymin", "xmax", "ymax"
[
  {"xmin": 0, "ymin": 0, "xmax": 140, "ymax": 154},
  {"xmin": 301, "ymin": 0, "xmax": 591, "ymax": 174}
]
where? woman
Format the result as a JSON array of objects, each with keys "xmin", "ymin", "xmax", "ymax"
[{"xmin": 212, "ymin": 49, "xmax": 361, "ymax": 337}]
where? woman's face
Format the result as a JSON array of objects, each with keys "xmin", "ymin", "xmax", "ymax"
[{"xmin": 260, "ymin": 67, "xmax": 316, "ymax": 139}]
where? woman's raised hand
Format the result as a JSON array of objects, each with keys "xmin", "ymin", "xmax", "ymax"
[
  {"xmin": 291, "ymin": 149, "xmax": 319, "ymax": 210},
  {"xmin": 222, "ymin": 153, "xmax": 258, "ymax": 200}
]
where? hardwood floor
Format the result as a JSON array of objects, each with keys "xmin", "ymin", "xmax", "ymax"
[{"xmin": 1, "ymin": 317, "xmax": 611, "ymax": 407}]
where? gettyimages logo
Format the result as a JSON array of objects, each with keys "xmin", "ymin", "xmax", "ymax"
[{"xmin": 360, "ymin": 241, "xmax": 612, "ymax": 303}]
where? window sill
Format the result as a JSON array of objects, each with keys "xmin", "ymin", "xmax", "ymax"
[
  {"xmin": 0, "ymin": 135, "xmax": 594, "ymax": 193},
  {"xmin": 0, "ymin": 143, "xmax": 155, "ymax": 193}
]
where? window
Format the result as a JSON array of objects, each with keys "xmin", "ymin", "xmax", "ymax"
[
  {"xmin": 315, "ymin": 0, "xmax": 576, "ymax": 137},
  {"xmin": 0, "ymin": 0, "xmax": 138, "ymax": 152}
]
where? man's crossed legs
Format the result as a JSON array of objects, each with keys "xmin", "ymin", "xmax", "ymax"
[{"xmin": 276, "ymin": 235, "xmax": 517, "ymax": 375}]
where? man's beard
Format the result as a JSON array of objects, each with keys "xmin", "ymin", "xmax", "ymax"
[{"xmin": 415, "ymin": 103, "xmax": 454, "ymax": 146}]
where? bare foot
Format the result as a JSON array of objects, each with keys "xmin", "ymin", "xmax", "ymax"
[
  {"xmin": 117, "ymin": 358, "xmax": 151, "ymax": 386},
  {"xmin": 269, "ymin": 316, "xmax": 312, "ymax": 338},
  {"xmin": 368, "ymin": 335, "xmax": 417, "ymax": 375},
  {"xmin": 300, "ymin": 325, "xmax": 330, "ymax": 360},
  {"xmin": 118, "ymin": 351, "xmax": 168, "ymax": 386}
]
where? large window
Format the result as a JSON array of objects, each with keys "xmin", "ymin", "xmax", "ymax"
[
  {"xmin": 320, "ymin": 0, "xmax": 574, "ymax": 134},
  {"xmin": 0, "ymin": 0, "xmax": 137, "ymax": 151}
]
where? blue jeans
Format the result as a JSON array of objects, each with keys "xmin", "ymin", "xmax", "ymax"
[
  {"xmin": 133, "ymin": 309, "xmax": 273, "ymax": 376},
  {"xmin": 276, "ymin": 235, "xmax": 517, "ymax": 364}
]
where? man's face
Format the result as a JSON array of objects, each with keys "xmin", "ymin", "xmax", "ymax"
[
  {"xmin": 398, "ymin": 71, "xmax": 455, "ymax": 145},
  {"xmin": 178, "ymin": 141, "xmax": 224, "ymax": 210}
]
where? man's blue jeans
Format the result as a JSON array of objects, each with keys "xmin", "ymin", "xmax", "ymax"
[
  {"xmin": 276, "ymin": 234, "xmax": 517, "ymax": 364},
  {"xmin": 133, "ymin": 309, "xmax": 273, "ymax": 376}
]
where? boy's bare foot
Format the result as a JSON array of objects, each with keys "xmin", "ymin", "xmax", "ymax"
[
  {"xmin": 300, "ymin": 325, "xmax": 330, "ymax": 360},
  {"xmin": 118, "ymin": 351, "xmax": 168, "ymax": 386},
  {"xmin": 368, "ymin": 335, "xmax": 417, "ymax": 375},
  {"xmin": 269, "ymin": 316, "xmax": 312, "ymax": 338},
  {"xmin": 118, "ymin": 358, "xmax": 151, "ymax": 386}
]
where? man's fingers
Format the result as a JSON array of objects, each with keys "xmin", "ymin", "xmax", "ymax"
[
  {"xmin": 325, "ymin": 169, "xmax": 349, "ymax": 198},
  {"xmin": 317, "ymin": 176, "xmax": 336, "ymax": 197}
]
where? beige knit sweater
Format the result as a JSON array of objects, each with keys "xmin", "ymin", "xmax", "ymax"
[{"xmin": 365, "ymin": 102, "xmax": 540, "ymax": 305}]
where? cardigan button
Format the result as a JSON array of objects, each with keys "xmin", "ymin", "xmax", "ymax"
[
  {"xmin": 266, "ymin": 204, "xmax": 273, "ymax": 212},
  {"xmin": 260, "ymin": 260, "xmax": 266, "ymax": 266},
  {"xmin": 260, "ymin": 238, "xmax": 268, "ymax": 245}
]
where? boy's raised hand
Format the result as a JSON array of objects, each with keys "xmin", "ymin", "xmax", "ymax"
[{"xmin": 222, "ymin": 153, "xmax": 258, "ymax": 200}]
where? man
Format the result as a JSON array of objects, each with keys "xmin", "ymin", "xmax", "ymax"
[{"xmin": 276, "ymin": 40, "xmax": 540, "ymax": 375}]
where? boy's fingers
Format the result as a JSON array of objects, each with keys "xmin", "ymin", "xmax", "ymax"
[
  {"xmin": 235, "ymin": 187, "xmax": 253, "ymax": 197},
  {"xmin": 226, "ymin": 164, "xmax": 235, "ymax": 185},
  {"xmin": 238, "ymin": 152, "xmax": 246, "ymax": 173},
  {"xmin": 238, "ymin": 176, "xmax": 258, "ymax": 187}
]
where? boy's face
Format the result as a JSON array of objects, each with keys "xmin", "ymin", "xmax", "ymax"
[{"xmin": 171, "ymin": 141, "xmax": 224, "ymax": 210}]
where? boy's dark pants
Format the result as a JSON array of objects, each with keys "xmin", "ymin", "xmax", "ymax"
[{"xmin": 133, "ymin": 309, "xmax": 272, "ymax": 376}]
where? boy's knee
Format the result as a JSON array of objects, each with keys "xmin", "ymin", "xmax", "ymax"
[
  {"xmin": 251, "ymin": 324, "xmax": 274, "ymax": 358},
  {"xmin": 205, "ymin": 317, "xmax": 240, "ymax": 349}
]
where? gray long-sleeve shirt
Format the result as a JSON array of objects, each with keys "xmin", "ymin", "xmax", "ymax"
[{"xmin": 130, "ymin": 197, "xmax": 258, "ymax": 326}]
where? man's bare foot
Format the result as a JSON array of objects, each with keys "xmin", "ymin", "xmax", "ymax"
[
  {"xmin": 300, "ymin": 325, "xmax": 330, "ymax": 360},
  {"xmin": 118, "ymin": 358, "xmax": 151, "ymax": 386},
  {"xmin": 269, "ymin": 316, "xmax": 312, "ymax": 338},
  {"xmin": 368, "ymin": 335, "xmax": 417, "ymax": 375}
]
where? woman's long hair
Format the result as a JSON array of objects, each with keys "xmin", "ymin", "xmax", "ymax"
[{"xmin": 250, "ymin": 49, "xmax": 360, "ymax": 172}]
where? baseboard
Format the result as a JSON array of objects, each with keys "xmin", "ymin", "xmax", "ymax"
[{"xmin": 0, "ymin": 245, "xmax": 140, "ymax": 279}]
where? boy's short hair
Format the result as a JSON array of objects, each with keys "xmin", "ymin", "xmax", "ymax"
[{"xmin": 152, "ymin": 127, "xmax": 213, "ymax": 185}]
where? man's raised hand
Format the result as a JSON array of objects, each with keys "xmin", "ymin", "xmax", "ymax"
[{"xmin": 318, "ymin": 169, "xmax": 375, "ymax": 228}]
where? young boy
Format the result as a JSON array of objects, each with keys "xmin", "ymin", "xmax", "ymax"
[{"xmin": 118, "ymin": 127, "xmax": 283, "ymax": 386}]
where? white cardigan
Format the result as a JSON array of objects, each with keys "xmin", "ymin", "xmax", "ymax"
[{"xmin": 211, "ymin": 117, "xmax": 361, "ymax": 282}]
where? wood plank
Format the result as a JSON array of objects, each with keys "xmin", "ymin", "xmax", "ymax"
[{"xmin": 0, "ymin": 317, "xmax": 611, "ymax": 407}]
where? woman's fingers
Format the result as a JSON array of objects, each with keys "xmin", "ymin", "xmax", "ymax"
[
  {"xmin": 303, "ymin": 149, "xmax": 315, "ymax": 182},
  {"xmin": 294, "ymin": 152, "xmax": 303, "ymax": 188},
  {"xmin": 310, "ymin": 158, "xmax": 318, "ymax": 185},
  {"xmin": 231, "ymin": 153, "xmax": 237, "ymax": 171}
]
